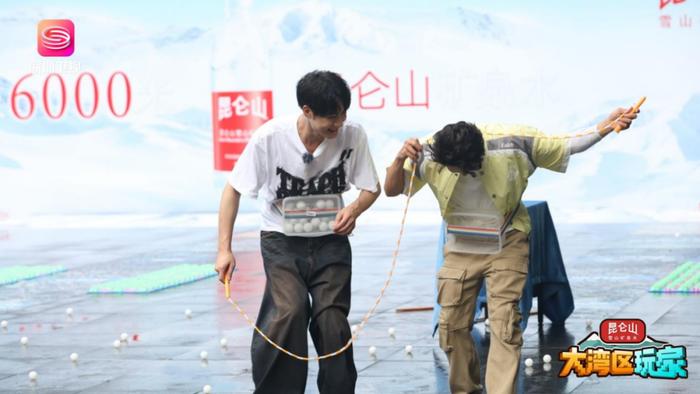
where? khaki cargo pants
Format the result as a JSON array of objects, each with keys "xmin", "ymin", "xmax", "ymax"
[{"xmin": 437, "ymin": 230, "xmax": 529, "ymax": 394}]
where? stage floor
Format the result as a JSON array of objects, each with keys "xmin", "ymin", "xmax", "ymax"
[{"xmin": 0, "ymin": 217, "xmax": 698, "ymax": 393}]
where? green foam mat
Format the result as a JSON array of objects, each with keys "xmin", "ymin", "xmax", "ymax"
[
  {"xmin": 649, "ymin": 261, "xmax": 700, "ymax": 294},
  {"xmin": 88, "ymin": 264, "xmax": 216, "ymax": 294},
  {"xmin": 0, "ymin": 265, "xmax": 66, "ymax": 286}
]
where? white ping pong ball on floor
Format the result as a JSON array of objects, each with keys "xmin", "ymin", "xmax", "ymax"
[
  {"xmin": 200, "ymin": 350, "xmax": 208, "ymax": 360},
  {"xmin": 28, "ymin": 371, "xmax": 38, "ymax": 381},
  {"xmin": 388, "ymin": 327, "xmax": 395, "ymax": 336},
  {"xmin": 20, "ymin": 336, "xmax": 28, "ymax": 345},
  {"xmin": 543, "ymin": 354, "xmax": 552, "ymax": 363},
  {"xmin": 185, "ymin": 309, "xmax": 192, "ymax": 318},
  {"xmin": 70, "ymin": 353, "xmax": 79, "ymax": 362},
  {"xmin": 524, "ymin": 358, "xmax": 533, "ymax": 367},
  {"xmin": 203, "ymin": 384, "xmax": 212, "ymax": 394},
  {"xmin": 405, "ymin": 345, "xmax": 413, "ymax": 354},
  {"xmin": 368, "ymin": 346, "xmax": 376, "ymax": 356}
]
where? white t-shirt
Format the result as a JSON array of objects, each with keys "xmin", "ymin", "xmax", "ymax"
[
  {"xmin": 449, "ymin": 173, "xmax": 499, "ymax": 213},
  {"xmin": 228, "ymin": 116, "xmax": 379, "ymax": 233},
  {"xmin": 447, "ymin": 173, "xmax": 514, "ymax": 235}
]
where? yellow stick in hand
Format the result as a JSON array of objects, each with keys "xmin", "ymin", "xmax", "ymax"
[
  {"xmin": 225, "ymin": 279, "xmax": 230, "ymax": 299},
  {"xmin": 615, "ymin": 96, "xmax": 646, "ymax": 133}
]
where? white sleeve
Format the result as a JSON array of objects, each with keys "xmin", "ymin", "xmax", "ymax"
[
  {"xmin": 228, "ymin": 133, "xmax": 266, "ymax": 198},
  {"xmin": 348, "ymin": 126, "xmax": 380, "ymax": 193},
  {"xmin": 568, "ymin": 126, "xmax": 603, "ymax": 155}
]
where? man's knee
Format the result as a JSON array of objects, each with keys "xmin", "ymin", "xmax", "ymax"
[
  {"xmin": 439, "ymin": 322, "xmax": 473, "ymax": 354},
  {"xmin": 437, "ymin": 266, "xmax": 468, "ymax": 307},
  {"xmin": 488, "ymin": 303, "xmax": 523, "ymax": 346},
  {"xmin": 311, "ymin": 305, "xmax": 348, "ymax": 334},
  {"xmin": 318, "ymin": 363, "xmax": 356, "ymax": 394},
  {"xmin": 271, "ymin": 290, "xmax": 310, "ymax": 328},
  {"xmin": 437, "ymin": 265, "xmax": 474, "ymax": 353}
]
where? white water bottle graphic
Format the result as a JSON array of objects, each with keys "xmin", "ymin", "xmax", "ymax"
[{"xmin": 211, "ymin": 0, "xmax": 273, "ymax": 171}]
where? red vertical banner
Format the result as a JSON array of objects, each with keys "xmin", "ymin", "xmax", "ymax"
[{"xmin": 211, "ymin": 90, "xmax": 273, "ymax": 171}]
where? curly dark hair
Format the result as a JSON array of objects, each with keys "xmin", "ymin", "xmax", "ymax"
[
  {"xmin": 427, "ymin": 121, "xmax": 485, "ymax": 176},
  {"xmin": 296, "ymin": 70, "xmax": 351, "ymax": 117}
]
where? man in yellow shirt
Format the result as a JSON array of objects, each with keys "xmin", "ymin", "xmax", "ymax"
[{"xmin": 384, "ymin": 107, "xmax": 639, "ymax": 394}]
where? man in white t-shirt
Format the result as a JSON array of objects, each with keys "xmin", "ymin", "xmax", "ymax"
[{"xmin": 215, "ymin": 70, "xmax": 381, "ymax": 394}]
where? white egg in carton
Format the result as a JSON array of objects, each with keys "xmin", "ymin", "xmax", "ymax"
[{"xmin": 282, "ymin": 195, "xmax": 341, "ymax": 237}]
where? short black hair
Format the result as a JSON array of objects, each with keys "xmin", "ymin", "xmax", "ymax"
[
  {"xmin": 428, "ymin": 121, "xmax": 485, "ymax": 176},
  {"xmin": 296, "ymin": 70, "xmax": 351, "ymax": 117}
]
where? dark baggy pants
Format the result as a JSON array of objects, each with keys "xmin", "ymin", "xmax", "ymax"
[{"xmin": 252, "ymin": 231, "xmax": 357, "ymax": 394}]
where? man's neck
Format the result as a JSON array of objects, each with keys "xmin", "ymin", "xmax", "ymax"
[{"xmin": 297, "ymin": 114, "xmax": 324, "ymax": 153}]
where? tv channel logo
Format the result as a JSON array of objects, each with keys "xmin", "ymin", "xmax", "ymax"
[{"xmin": 37, "ymin": 19, "xmax": 75, "ymax": 57}]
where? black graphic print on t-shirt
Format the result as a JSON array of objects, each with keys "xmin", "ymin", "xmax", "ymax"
[{"xmin": 275, "ymin": 148, "xmax": 354, "ymax": 199}]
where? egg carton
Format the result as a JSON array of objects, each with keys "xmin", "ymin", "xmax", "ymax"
[
  {"xmin": 282, "ymin": 195, "xmax": 342, "ymax": 236},
  {"xmin": 445, "ymin": 212, "xmax": 504, "ymax": 255}
]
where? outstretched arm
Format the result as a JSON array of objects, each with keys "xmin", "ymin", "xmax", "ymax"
[
  {"xmin": 569, "ymin": 106, "xmax": 640, "ymax": 155},
  {"xmin": 596, "ymin": 106, "xmax": 639, "ymax": 138}
]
